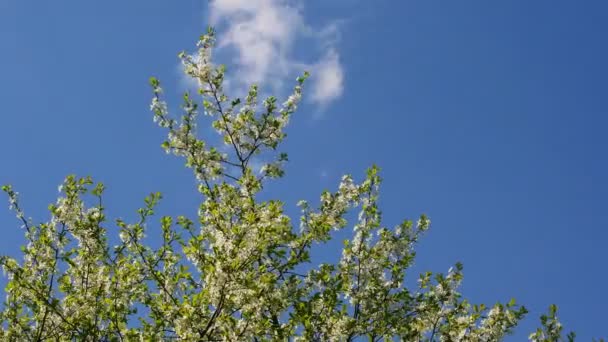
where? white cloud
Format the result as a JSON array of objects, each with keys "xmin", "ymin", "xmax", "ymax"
[
  {"xmin": 208, "ymin": 0, "xmax": 345, "ymax": 110},
  {"xmin": 310, "ymin": 49, "xmax": 344, "ymax": 108}
]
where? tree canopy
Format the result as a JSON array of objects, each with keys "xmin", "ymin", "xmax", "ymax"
[{"xmin": 0, "ymin": 27, "xmax": 591, "ymax": 341}]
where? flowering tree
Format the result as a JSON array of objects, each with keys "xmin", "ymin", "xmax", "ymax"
[{"xmin": 0, "ymin": 27, "xmax": 585, "ymax": 341}]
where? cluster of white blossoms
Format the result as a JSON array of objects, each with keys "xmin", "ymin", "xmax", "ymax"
[
  {"xmin": 529, "ymin": 304, "xmax": 575, "ymax": 342},
  {"xmin": 0, "ymin": 28, "xmax": 582, "ymax": 341}
]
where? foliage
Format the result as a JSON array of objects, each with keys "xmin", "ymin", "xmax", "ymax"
[{"xmin": 0, "ymin": 27, "xmax": 590, "ymax": 341}]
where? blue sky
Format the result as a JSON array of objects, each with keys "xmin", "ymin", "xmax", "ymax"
[{"xmin": 1, "ymin": 1, "xmax": 607, "ymax": 339}]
